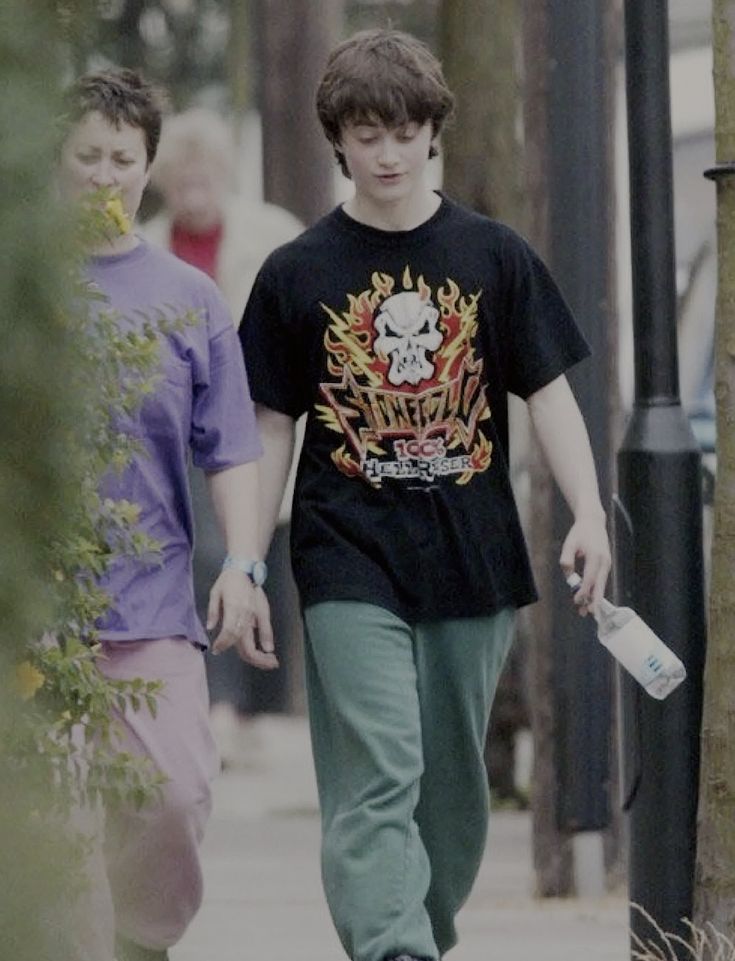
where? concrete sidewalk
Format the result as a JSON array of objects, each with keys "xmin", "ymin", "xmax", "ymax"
[{"xmin": 173, "ymin": 715, "xmax": 628, "ymax": 961}]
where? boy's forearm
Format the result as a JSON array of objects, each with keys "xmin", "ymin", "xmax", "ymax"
[
  {"xmin": 255, "ymin": 405, "xmax": 296, "ymax": 556},
  {"xmin": 527, "ymin": 374, "xmax": 610, "ymax": 607},
  {"xmin": 526, "ymin": 375, "xmax": 606, "ymax": 521}
]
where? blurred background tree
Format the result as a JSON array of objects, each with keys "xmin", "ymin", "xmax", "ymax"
[
  {"xmin": 438, "ymin": 0, "xmax": 532, "ymax": 819},
  {"xmin": 77, "ymin": 0, "xmax": 234, "ymax": 107},
  {"xmin": 63, "ymin": 0, "xmax": 437, "ymax": 114}
]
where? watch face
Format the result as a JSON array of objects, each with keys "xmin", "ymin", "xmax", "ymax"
[{"xmin": 252, "ymin": 560, "xmax": 268, "ymax": 586}]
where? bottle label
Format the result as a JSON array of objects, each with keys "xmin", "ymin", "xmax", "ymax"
[{"xmin": 601, "ymin": 617, "xmax": 686, "ymax": 699}]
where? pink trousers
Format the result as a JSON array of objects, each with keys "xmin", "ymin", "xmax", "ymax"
[{"xmin": 76, "ymin": 637, "xmax": 219, "ymax": 957}]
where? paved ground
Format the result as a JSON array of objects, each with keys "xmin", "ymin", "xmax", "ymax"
[{"xmin": 173, "ymin": 715, "xmax": 629, "ymax": 961}]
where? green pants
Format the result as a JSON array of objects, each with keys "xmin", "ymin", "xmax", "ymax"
[{"xmin": 303, "ymin": 601, "xmax": 515, "ymax": 961}]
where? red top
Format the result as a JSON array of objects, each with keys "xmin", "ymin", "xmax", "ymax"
[{"xmin": 170, "ymin": 221, "xmax": 223, "ymax": 280}]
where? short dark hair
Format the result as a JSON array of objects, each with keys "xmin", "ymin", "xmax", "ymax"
[
  {"xmin": 316, "ymin": 29, "xmax": 455, "ymax": 176},
  {"xmin": 62, "ymin": 69, "xmax": 167, "ymax": 167}
]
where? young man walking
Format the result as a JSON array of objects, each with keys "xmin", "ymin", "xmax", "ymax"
[{"xmin": 239, "ymin": 29, "xmax": 611, "ymax": 961}]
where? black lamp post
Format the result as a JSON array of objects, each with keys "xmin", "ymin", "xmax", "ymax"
[{"xmin": 619, "ymin": 0, "xmax": 707, "ymax": 955}]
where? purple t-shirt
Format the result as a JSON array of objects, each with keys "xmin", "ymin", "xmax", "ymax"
[{"xmin": 87, "ymin": 239, "xmax": 262, "ymax": 647}]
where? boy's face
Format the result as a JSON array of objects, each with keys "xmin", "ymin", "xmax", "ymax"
[
  {"xmin": 338, "ymin": 118, "xmax": 435, "ymax": 209},
  {"xmin": 58, "ymin": 110, "xmax": 150, "ymax": 223}
]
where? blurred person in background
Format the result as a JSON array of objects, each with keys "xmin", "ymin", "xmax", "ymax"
[
  {"xmin": 145, "ymin": 108, "xmax": 304, "ymax": 766},
  {"xmin": 145, "ymin": 107, "xmax": 303, "ymax": 317}
]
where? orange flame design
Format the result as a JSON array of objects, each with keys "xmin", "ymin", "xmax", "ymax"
[
  {"xmin": 331, "ymin": 444, "xmax": 362, "ymax": 477},
  {"xmin": 436, "ymin": 280, "xmax": 482, "ymax": 384},
  {"xmin": 457, "ymin": 433, "xmax": 493, "ymax": 485}
]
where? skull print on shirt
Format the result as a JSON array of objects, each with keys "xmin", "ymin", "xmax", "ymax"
[
  {"xmin": 316, "ymin": 266, "xmax": 493, "ymax": 487},
  {"xmin": 373, "ymin": 290, "xmax": 443, "ymax": 386}
]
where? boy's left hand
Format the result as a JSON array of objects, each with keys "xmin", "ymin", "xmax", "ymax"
[
  {"xmin": 559, "ymin": 513, "xmax": 611, "ymax": 616},
  {"xmin": 207, "ymin": 568, "xmax": 278, "ymax": 669}
]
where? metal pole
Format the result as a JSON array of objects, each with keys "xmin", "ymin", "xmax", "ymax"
[
  {"xmin": 548, "ymin": 0, "xmax": 613, "ymax": 840},
  {"xmin": 620, "ymin": 1, "xmax": 707, "ymax": 955}
]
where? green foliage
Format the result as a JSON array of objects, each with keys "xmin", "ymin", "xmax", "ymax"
[
  {"xmin": 0, "ymin": 6, "xmax": 195, "ymax": 956},
  {"xmin": 2, "ymin": 176, "xmax": 200, "ymax": 805},
  {"xmin": 0, "ymin": 0, "xmax": 81, "ymax": 646},
  {"xmin": 0, "ymin": 2, "xmax": 107, "ymax": 956},
  {"xmin": 0, "ymin": 197, "xmax": 167, "ymax": 954},
  {"xmin": 2, "ymin": 187, "xmax": 173, "ymax": 822}
]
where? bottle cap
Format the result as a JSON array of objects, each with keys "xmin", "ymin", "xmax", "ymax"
[{"xmin": 566, "ymin": 572, "xmax": 582, "ymax": 591}]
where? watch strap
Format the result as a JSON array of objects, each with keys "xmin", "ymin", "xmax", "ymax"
[{"xmin": 221, "ymin": 555, "xmax": 268, "ymax": 586}]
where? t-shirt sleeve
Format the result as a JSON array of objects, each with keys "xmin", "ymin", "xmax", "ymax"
[
  {"xmin": 238, "ymin": 259, "xmax": 309, "ymax": 419},
  {"xmin": 501, "ymin": 230, "xmax": 590, "ymax": 399},
  {"xmin": 190, "ymin": 289, "xmax": 263, "ymax": 470}
]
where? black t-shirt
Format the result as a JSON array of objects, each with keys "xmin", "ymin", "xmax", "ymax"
[{"xmin": 240, "ymin": 195, "xmax": 589, "ymax": 623}]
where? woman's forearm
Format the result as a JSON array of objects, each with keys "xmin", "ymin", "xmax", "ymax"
[{"xmin": 205, "ymin": 461, "xmax": 260, "ymax": 559}]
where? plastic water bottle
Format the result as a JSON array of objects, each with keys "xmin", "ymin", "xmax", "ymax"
[{"xmin": 566, "ymin": 573, "xmax": 687, "ymax": 700}]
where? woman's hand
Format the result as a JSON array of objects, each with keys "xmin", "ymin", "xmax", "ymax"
[{"xmin": 207, "ymin": 569, "xmax": 278, "ymax": 670}]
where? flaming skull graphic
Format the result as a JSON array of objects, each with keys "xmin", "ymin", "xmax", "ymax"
[
  {"xmin": 374, "ymin": 289, "xmax": 442, "ymax": 386},
  {"xmin": 316, "ymin": 267, "xmax": 493, "ymax": 486}
]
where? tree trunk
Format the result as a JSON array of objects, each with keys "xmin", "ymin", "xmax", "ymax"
[
  {"xmin": 254, "ymin": 0, "xmax": 344, "ymax": 225},
  {"xmin": 694, "ymin": 0, "xmax": 735, "ymax": 934},
  {"xmin": 110, "ymin": 0, "xmax": 147, "ymax": 76},
  {"xmin": 438, "ymin": 0, "xmax": 523, "ymax": 220},
  {"xmin": 439, "ymin": 0, "xmax": 579, "ymax": 896},
  {"xmin": 439, "ymin": 0, "xmax": 533, "ymax": 813},
  {"xmin": 227, "ymin": 0, "xmax": 250, "ymax": 146}
]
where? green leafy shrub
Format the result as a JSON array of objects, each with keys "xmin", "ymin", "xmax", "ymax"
[{"xmin": 0, "ymin": 6, "xmax": 193, "ymax": 955}]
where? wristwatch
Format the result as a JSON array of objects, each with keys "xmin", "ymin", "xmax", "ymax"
[{"xmin": 222, "ymin": 555, "xmax": 268, "ymax": 587}]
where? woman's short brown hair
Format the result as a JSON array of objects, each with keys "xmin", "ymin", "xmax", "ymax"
[
  {"xmin": 316, "ymin": 29, "xmax": 455, "ymax": 176},
  {"xmin": 63, "ymin": 69, "xmax": 167, "ymax": 168}
]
